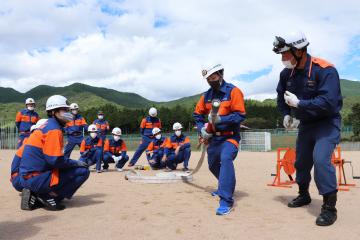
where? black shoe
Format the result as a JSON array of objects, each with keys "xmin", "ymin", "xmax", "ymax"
[
  {"xmin": 21, "ymin": 188, "xmax": 37, "ymax": 210},
  {"xmin": 37, "ymin": 196, "xmax": 66, "ymax": 211},
  {"xmin": 288, "ymin": 190, "xmax": 311, "ymax": 208},
  {"xmin": 316, "ymin": 193, "xmax": 337, "ymax": 226},
  {"xmin": 182, "ymin": 167, "xmax": 189, "ymax": 172}
]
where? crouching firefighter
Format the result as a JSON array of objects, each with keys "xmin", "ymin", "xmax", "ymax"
[
  {"xmin": 103, "ymin": 127, "xmax": 129, "ymax": 172},
  {"xmin": 164, "ymin": 122, "xmax": 191, "ymax": 171},
  {"xmin": 145, "ymin": 127, "xmax": 167, "ymax": 170},
  {"xmin": 193, "ymin": 64, "xmax": 246, "ymax": 216},
  {"xmin": 273, "ymin": 31, "xmax": 342, "ymax": 226},
  {"xmin": 10, "ymin": 119, "xmax": 48, "ymax": 192},
  {"xmin": 79, "ymin": 124, "xmax": 104, "ymax": 173},
  {"xmin": 19, "ymin": 95, "xmax": 90, "ymax": 211}
]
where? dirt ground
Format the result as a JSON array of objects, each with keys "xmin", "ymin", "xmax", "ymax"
[{"xmin": 1, "ymin": 150, "xmax": 360, "ymax": 240}]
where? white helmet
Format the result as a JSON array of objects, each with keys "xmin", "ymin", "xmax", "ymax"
[
  {"xmin": 173, "ymin": 122, "xmax": 183, "ymax": 131},
  {"xmin": 70, "ymin": 103, "xmax": 79, "ymax": 110},
  {"xmin": 46, "ymin": 95, "xmax": 70, "ymax": 111},
  {"xmin": 25, "ymin": 98, "xmax": 35, "ymax": 105},
  {"xmin": 273, "ymin": 31, "xmax": 309, "ymax": 54},
  {"xmin": 88, "ymin": 124, "xmax": 98, "ymax": 132},
  {"xmin": 202, "ymin": 64, "xmax": 224, "ymax": 79},
  {"xmin": 152, "ymin": 127, "xmax": 161, "ymax": 135},
  {"xmin": 112, "ymin": 127, "xmax": 122, "ymax": 136},
  {"xmin": 149, "ymin": 107, "xmax": 157, "ymax": 117},
  {"xmin": 30, "ymin": 119, "xmax": 48, "ymax": 132}
]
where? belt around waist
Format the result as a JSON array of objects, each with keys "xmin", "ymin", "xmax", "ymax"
[
  {"xmin": 214, "ymin": 131, "xmax": 234, "ymax": 136},
  {"xmin": 23, "ymin": 171, "xmax": 41, "ymax": 180},
  {"xmin": 69, "ymin": 132, "xmax": 82, "ymax": 136}
]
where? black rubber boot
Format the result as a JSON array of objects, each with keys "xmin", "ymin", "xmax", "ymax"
[
  {"xmin": 288, "ymin": 186, "xmax": 311, "ymax": 208},
  {"xmin": 37, "ymin": 196, "xmax": 66, "ymax": 211},
  {"xmin": 316, "ymin": 192, "xmax": 337, "ymax": 226},
  {"xmin": 20, "ymin": 188, "xmax": 37, "ymax": 210}
]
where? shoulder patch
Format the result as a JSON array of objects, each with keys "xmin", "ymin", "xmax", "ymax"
[{"xmin": 311, "ymin": 57, "xmax": 334, "ymax": 68}]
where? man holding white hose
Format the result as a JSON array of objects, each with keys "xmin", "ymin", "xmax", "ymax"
[{"xmin": 193, "ymin": 64, "xmax": 246, "ymax": 216}]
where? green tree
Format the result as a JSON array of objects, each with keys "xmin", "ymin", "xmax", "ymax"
[{"xmin": 348, "ymin": 103, "xmax": 360, "ymax": 137}]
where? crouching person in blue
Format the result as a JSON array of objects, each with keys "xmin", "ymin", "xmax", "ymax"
[
  {"xmin": 19, "ymin": 95, "xmax": 89, "ymax": 211},
  {"xmin": 103, "ymin": 127, "xmax": 129, "ymax": 172},
  {"xmin": 164, "ymin": 122, "xmax": 191, "ymax": 171},
  {"xmin": 145, "ymin": 127, "xmax": 167, "ymax": 170},
  {"xmin": 10, "ymin": 119, "xmax": 47, "ymax": 192},
  {"xmin": 79, "ymin": 124, "xmax": 104, "ymax": 173},
  {"xmin": 273, "ymin": 31, "xmax": 343, "ymax": 226}
]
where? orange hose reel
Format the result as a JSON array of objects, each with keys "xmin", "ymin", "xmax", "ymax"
[
  {"xmin": 267, "ymin": 148, "xmax": 296, "ymax": 188},
  {"xmin": 268, "ymin": 146, "xmax": 357, "ymax": 191}
]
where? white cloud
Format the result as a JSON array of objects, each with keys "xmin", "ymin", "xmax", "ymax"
[{"xmin": 0, "ymin": 0, "xmax": 360, "ymax": 101}]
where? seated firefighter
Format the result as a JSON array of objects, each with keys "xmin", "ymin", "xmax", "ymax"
[
  {"xmin": 145, "ymin": 127, "xmax": 167, "ymax": 170},
  {"xmin": 19, "ymin": 95, "xmax": 89, "ymax": 211},
  {"xmin": 103, "ymin": 127, "xmax": 129, "ymax": 172},
  {"xmin": 79, "ymin": 124, "xmax": 104, "ymax": 173},
  {"xmin": 164, "ymin": 122, "xmax": 191, "ymax": 171}
]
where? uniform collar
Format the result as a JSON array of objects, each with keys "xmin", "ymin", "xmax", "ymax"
[
  {"xmin": 292, "ymin": 53, "xmax": 311, "ymax": 77},
  {"xmin": 208, "ymin": 80, "xmax": 227, "ymax": 95}
]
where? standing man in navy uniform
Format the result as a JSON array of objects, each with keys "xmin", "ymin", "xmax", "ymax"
[
  {"xmin": 64, "ymin": 103, "xmax": 88, "ymax": 159},
  {"xmin": 128, "ymin": 107, "xmax": 161, "ymax": 167},
  {"xmin": 274, "ymin": 31, "xmax": 342, "ymax": 226},
  {"xmin": 15, "ymin": 98, "xmax": 39, "ymax": 149}
]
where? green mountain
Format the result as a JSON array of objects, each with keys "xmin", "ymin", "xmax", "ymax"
[{"xmin": 0, "ymin": 79, "xmax": 359, "ymax": 121}]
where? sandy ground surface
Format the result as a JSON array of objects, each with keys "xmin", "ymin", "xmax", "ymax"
[{"xmin": 1, "ymin": 149, "xmax": 360, "ymax": 240}]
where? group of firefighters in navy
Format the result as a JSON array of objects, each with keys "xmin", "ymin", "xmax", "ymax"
[{"xmin": 9, "ymin": 31, "xmax": 342, "ymax": 226}]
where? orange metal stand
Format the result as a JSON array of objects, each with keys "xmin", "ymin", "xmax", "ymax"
[
  {"xmin": 331, "ymin": 146, "xmax": 356, "ymax": 191},
  {"xmin": 267, "ymin": 148, "xmax": 296, "ymax": 188}
]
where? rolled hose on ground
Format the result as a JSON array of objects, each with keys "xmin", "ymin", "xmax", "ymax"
[{"xmin": 125, "ymin": 144, "xmax": 207, "ymax": 184}]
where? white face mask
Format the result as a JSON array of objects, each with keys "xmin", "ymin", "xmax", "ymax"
[
  {"xmin": 90, "ymin": 132, "xmax": 97, "ymax": 139},
  {"xmin": 175, "ymin": 130, "xmax": 182, "ymax": 137},
  {"xmin": 282, "ymin": 60, "xmax": 296, "ymax": 69},
  {"xmin": 71, "ymin": 110, "xmax": 78, "ymax": 115},
  {"xmin": 155, "ymin": 134, "xmax": 162, "ymax": 140},
  {"xmin": 56, "ymin": 111, "xmax": 73, "ymax": 123},
  {"xmin": 27, "ymin": 106, "xmax": 35, "ymax": 111},
  {"xmin": 113, "ymin": 135, "xmax": 121, "ymax": 141},
  {"xmin": 98, "ymin": 115, "xmax": 104, "ymax": 120}
]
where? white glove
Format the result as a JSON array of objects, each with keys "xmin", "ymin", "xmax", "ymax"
[
  {"xmin": 290, "ymin": 118, "xmax": 300, "ymax": 129},
  {"xmin": 112, "ymin": 155, "xmax": 117, "ymax": 161},
  {"xmin": 208, "ymin": 114, "xmax": 221, "ymax": 124},
  {"xmin": 284, "ymin": 91, "xmax": 299, "ymax": 108},
  {"xmin": 283, "ymin": 115, "xmax": 292, "ymax": 129},
  {"xmin": 201, "ymin": 126, "xmax": 213, "ymax": 140}
]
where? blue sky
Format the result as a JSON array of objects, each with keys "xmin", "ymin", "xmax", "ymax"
[{"xmin": 0, "ymin": 0, "xmax": 359, "ymax": 101}]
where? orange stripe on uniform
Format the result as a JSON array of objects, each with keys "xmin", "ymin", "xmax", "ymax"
[
  {"xmin": 103, "ymin": 139, "xmax": 110, "ymax": 152},
  {"xmin": 230, "ymin": 87, "xmax": 246, "ymax": 114},
  {"xmin": 183, "ymin": 137, "xmax": 190, "ymax": 144},
  {"xmin": 31, "ymin": 116, "xmax": 39, "ymax": 123},
  {"xmin": 227, "ymin": 139, "xmax": 239, "ymax": 148},
  {"xmin": 15, "ymin": 112, "xmax": 22, "ymax": 123},
  {"xmin": 50, "ymin": 168, "xmax": 59, "ymax": 187},
  {"xmin": 43, "ymin": 129, "xmax": 64, "ymax": 157},
  {"xmin": 26, "ymin": 130, "xmax": 43, "ymax": 149},
  {"xmin": 194, "ymin": 95, "xmax": 210, "ymax": 115},
  {"xmin": 80, "ymin": 140, "xmax": 86, "ymax": 152},
  {"xmin": 121, "ymin": 142, "xmax": 127, "ymax": 151}
]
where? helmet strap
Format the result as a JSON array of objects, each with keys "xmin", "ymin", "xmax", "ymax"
[{"xmin": 290, "ymin": 48, "xmax": 305, "ymax": 68}]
